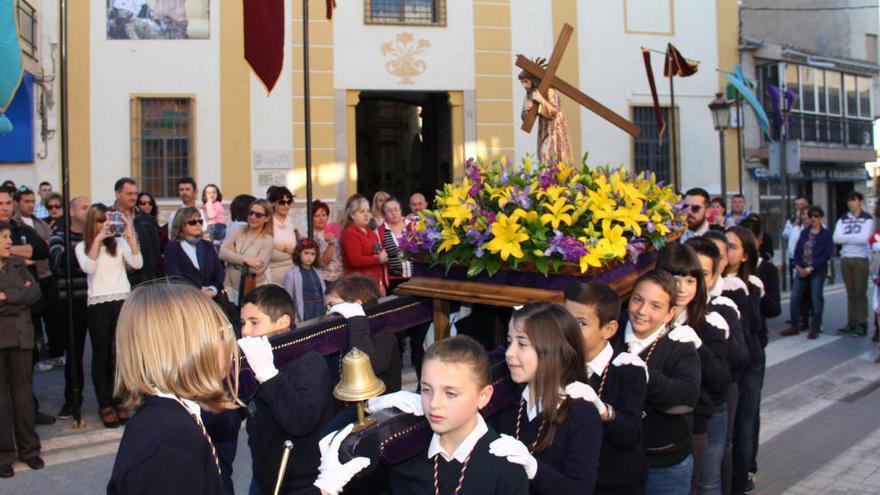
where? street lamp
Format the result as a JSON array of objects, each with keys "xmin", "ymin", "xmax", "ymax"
[{"xmin": 708, "ymin": 92, "xmax": 731, "ymax": 202}]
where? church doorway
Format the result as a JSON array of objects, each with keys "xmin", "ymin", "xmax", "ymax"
[{"xmin": 355, "ymin": 91, "xmax": 452, "ymax": 212}]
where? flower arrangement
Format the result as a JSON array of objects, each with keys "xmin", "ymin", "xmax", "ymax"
[{"xmin": 400, "ymin": 156, "xmax": 686, "ymax": 278}]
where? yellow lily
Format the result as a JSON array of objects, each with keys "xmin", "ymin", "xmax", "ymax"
[
  {"xmin": 439, "ymin": 179, "xmax": 475, "ymax": 228},
  {"xmin": 437, "ymin": 226, "xmax": 461, "ymax": 253},
  {"xmin": 511, "ymin": 208, "xmax": 539, "ymax": 224},
  {"xmin": 541, "ymin": 197, "xmax": 574, "ymax": 229},
  {"xmin": 594, "ymin": 224, "xmax": 628, "ymax": 260},
  {"xmin": 484, "ymin": 213, "xmax": 530, "ymax": 261},
  {"xmin": 577, "ymin": 238, "xmax": 603, "ymax": 273}
]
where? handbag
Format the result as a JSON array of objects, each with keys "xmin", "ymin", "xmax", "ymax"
[{"xmin": 238, "ymin": 265, "xmax": 258, "ymax": 306}]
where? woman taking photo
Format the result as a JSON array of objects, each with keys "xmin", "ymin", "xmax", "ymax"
[
  {"xmin": 378, "ymin": 197, "xmax": 412, "ymax": 291},
  {"xmin": 340, "ymin": 196, "xmax": 388, "ymax": 293},
  {"xmin": 219, "ymin": 199, "xmax": 274, "ymax": 305},
  {"xmin": 108, "ymin": 283, "xmax": 240, "ymax": 494},
  {"xmin": 164, "ymin": 207, "xmax": 225, "ymax": 300},
  {"xmin": 74, "ymin": 204, "xmax": 142, "ymax": 428},
  {"xmin": 312, "ymin": 200, "xmax": 343, "ymax": 282},
  {"xmin": 268, "ymin": 186, "xmax": 298, "ymax": 285}
]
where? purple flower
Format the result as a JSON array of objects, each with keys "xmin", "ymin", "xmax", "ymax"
[
  {"xmin": 538, "ymin": 164, "xmax": 559, "ymax": 189},
  {"xmin": 510, "ymin": 184, "xmax": 532, "ymax": 209},
  {"xmin": 544, "ymin": 231, "xmax": 587, "ymax": 263}
]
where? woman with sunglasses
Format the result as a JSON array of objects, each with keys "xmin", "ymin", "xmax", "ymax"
[
  {"xmin": 784, "ymin": 206, "xmax": 833, "ymax": 340},
  {"xmin": 219, "ymin": 199, "xmax": 274, "ymax": 305},
  {"xmin": 43, "ymin": 193, "xmax": 64, "ymax": 229},
  {"xmin": 164, "ymin": 207, "xmax": 225, "ymax": 300},
  {"xmin": 268, "ymin": 186, "xmax": 299, "ymax": 285},
  {"xmin": 137, "ymin": 192, "xmax": 168, "ymax": 252}
]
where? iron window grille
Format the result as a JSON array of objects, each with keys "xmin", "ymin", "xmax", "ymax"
[
  {"xmin": 131, "ymin": 98, "xmax": 193, "ymax": 199},
  {"xmin": 364, "ymin": 0, "xmax": 446, "ymax": 26}
]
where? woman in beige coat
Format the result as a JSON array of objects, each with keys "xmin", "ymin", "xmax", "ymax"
[{"xmin": 219, "ymin": 199, "xmax": 274, "ymax": 304}]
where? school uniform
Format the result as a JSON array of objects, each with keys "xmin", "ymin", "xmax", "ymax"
[
  {"xmin": 612, "ymin": 317, "xmax": 701, "ymax": 494},
  {"xmin": 246, "ymin": 350, "xmax": 333, "ymax": 495},
  {"xmin": 390, "ymin": 414, "xmax": 529, "ymax": 495},
  {"xmin": 108, "ymin": 395, "xmax": 226, "ymax": 495},
  {"xmin": 491, "ymin": 385, "xmax": 602, "ymax": 495},
  {"xmin": 585, "ymin": 344, "xmax": 648, "ymax": 495}
]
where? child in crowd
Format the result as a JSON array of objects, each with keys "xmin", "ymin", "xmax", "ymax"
[
  {"xmin": 202, "ymin": 184, "xmax": 226, "ymax": 241},
  {"xmin": 612, "ymin": 269, "xmax": 701, "ymax": 495},
  {"xmin": 108, "ymin": 283, "xmax": 239, "ymax": 494},
  {"xmin": 313, "ymin": 335, "xmax": 530, "ymax": 495},
  {"xmin": 657, "ymin": 244, "xmax": 730, "ymax": 495},
  {"xmin": 564, "ymin": 282, "xmax": 649, "ymax": 495},
  {"xmin": 0, "ymin": 221, "xmax": 43, "ymax": 478},
  {"xmin": 237, "ymin": 285, "xmax": 334, "ymax": 495},
  {"xmin": 490, "ymin": 302, "xmax": 603, "ymax": 494},
  {"xmin": 283, "ymin": 238, "xmax": 326, "ymax": 324}
]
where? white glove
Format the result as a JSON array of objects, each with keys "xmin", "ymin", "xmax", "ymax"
[
  {"xmin": 313, "ymin": 423, "xmax": 371, "ymax": 495},
  {"xmin": 564, "ymin": 381, "xmax": 608, "ymax": 417},
  {"xmin": 488, "ymin": 434, "xmax": 538, "ymax": 480},
  {"xmin": 367, "ymin": 391, "xmax": 424, "ymax": 416},
  {"xmin": 612, "ymin": 352, "xmax": 649, "ymax": 383},
  {"xmin": 668, "ymin": 325, "xmax": 702, "ymax": 349},
  {"xmin": 329, "ymin": 302, "xmax": 366, "ymax": 319},
  {"xmin": 237, "ymin": 336, "xmax": 279, "ymax": 383}
]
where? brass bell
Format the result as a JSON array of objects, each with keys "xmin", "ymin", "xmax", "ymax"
[{"xmin": 334, "ymin": 348, "xmax": 386, "ymax": 432}]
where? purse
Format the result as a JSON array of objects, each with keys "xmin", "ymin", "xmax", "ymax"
[{"xmin": 238, "ymin": 265, "xmax": 258, "ymax": 306}]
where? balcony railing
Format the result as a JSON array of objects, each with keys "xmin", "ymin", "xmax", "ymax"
[{"xmin": 784, "ymin": 112, "xmax": 873, "ymax": 148}]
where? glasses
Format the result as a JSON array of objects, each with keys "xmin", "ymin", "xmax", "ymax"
[
  {"xmin": 186, "ymin": 218, "xmax": 204, "ymax": 226},
  {"xmin": 687, "ymin": 204, "xmax": 703, "ymax": 212},
  {"xmin": 275, "ymin": 199, "xmax": 293, "ymax": 206},
  {"xmin": 46, "ymin": 204, "xmax": 62, "ymax": 210},
  {"xmin": 248, "ymin": 210, "xmax": 267, "ymax": 219},
  {"xmin": 138, "ymin": 200, "xmax": 151, "ymax": 206},
  {"xmin": 810, "ymin": 214, "xmax": 822, "ymax": 218}
]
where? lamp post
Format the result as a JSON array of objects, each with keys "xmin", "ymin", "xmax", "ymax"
[{"xmin": 708, "ymin": 92, "xmax": 731, "ymax": 203}]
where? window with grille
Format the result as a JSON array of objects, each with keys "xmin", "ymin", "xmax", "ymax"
[
  {"xmin": 17, "ymin": 1, "xmax": 36, "ymax": 57},
  {"xmin": 632, "ymin": 106, "xmax": 673, "ymax": 186},
  {"xmin": 365, "ymin": 0, "xmax": 446, "ymax": 26},
  {"xmin": 131, "ymin": 98, "xmax": 193, "ymax": 198}
]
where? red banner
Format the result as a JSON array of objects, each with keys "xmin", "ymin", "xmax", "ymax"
[
  {"xmin": 642, "ymin": 48, "xmax": 666, "ymax": 139},
  {"xmin": 244, "ymin": 0, "xmax": 285, "ymax": 93}
]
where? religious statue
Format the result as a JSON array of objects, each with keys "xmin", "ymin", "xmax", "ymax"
[{"xmin": 518, "ymin": 59, "xmax": 573, "ymax": 165}]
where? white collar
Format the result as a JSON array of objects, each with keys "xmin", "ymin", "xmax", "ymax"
[
  {"xmin": 689, "ymin": 221, "xmax": 710, "ymax": 236},
  {"xmin": 427, "ymin": 413, "xmax": 488, "ymax": 463},
  {"xmin": 154, "ymin": 390, "xmax": 201, "ymax": 418},
  {"xmin": 520, "ymin": 385, "xmax": 541, "ymax": 421},
  {"xmin": 587, "ymin": 342, "xmax": 613, "ymax": 378},
  {"xmin": 673, "ymin": 310, "xmax": 688, "ymax": 326},
  {"xmin": 624, "ymin": 321, "xmax": 666, "ymax": 353},
  {"xmin": 709, "ymin": 279, "xmax": 724, "ymax": 298}
]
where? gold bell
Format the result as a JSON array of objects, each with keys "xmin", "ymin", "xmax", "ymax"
[{"xmin": 334, "ymin": 348, "xmax": 386, "ymax": 432}]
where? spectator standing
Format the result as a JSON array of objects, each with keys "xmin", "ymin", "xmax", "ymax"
[
  {"xmin": 0, "ymin": 220, "xmax": 44, "ymax": 478},
  {"xmin": 341, "ymin": 196, "xmax": 388, "ymax": 292},
  {"xmin": 833, "ymin": 191, "xmax": 874, "ymax": 337},
  {"xmin": 202, "ymin": 184, "xmax": 226, "ymax": 242},
  {"xmin": 136, "ymin": 192, "xmax": 167, "ymax": 254},
  {"xmin": 408, "ymin": 192, "xmax": 427, "ymax": 219},
  {"xmin": 781, "ymin": 196, "xmax": 811, "ymax": 250},
  {"xmin": 378, "ymin": 197, "xmax": 412, "ymax": 290},
  {"xmin": 371, "ymin": 190, "xmax": 390, "ymax": 229},
  {"xmin": 43, "ymin": 193, "xmax": 64, "ymax": 229},
  {"xmin": 226, "ymin": 194, "xmax": 256, "ymax": 241},
  {"xmin": 75, "ymin": 203, "xmax": 143, "ymax": 428},
  {"xmin": 112, "ymin": 178, "xmax": 160, "ymax": 284},
  {"xmin": 311, "ymin": 200, "xmax": 343, "ymax": 282},
  {"xmin": 784, "ymin": 206, "xmax": 833, "ymax": 340},
  {"xmin": 34, "ymin": 181, "xmax": 52, "ymax": 220},
  {"xmin": 164, "ymin": 207, "xmax": 225, "ymax": 300},
  {"xmin": 283, "ymin": 238, "xmax": 326, "ymax": 324},
  {"xmin": 709, "ymin": 197, "xmax": 727, "ymax": 229},
  {"xmin": 166, "ymin": 176, "xmax": 199, "ymax": 231},
  {"xmin": 13, "ymin": 188, "xmax": 61, "ymax": 367},
  {"xmin": 725, "ymin": 194, "xmax": 750, "ymax": 227},
  {"xmin": 681, "ymin": 188, "xmax": 722, "ymax": 242},
  {"xmin": 219, "ymin": 199, "xmax": 274, "ymax": 305},
  {"xmin": 48, "ymin": 196, "xmax": 91, "ymax": 420},
  {"xmin": 268, "ymin": 186, "xmax": 298, "ymax": 285}
]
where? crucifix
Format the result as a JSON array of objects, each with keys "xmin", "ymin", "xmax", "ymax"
[{"xmin": 516, "ymin": 23, "xmax": 640, "ymax": 163}]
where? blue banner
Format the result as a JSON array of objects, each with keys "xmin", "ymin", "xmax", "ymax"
[{"xmin": 0, "ymin": 0, "xmax": 23, "ymax": 133}]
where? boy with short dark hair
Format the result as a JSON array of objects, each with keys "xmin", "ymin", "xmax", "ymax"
[
  {"xmin": 564, "ymin": 282, "xmax": 648, "ymax": 494},
  {"xmin": 238, "ymin": 285, "xmax": 333, "ymax": 495}
]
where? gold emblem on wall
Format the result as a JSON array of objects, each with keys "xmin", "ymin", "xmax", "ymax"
[{"xmin": 380, "ymin": 33, "xmax": 431, "ymax": 84}]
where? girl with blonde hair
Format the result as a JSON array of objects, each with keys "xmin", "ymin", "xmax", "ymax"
[{"xmin": 108, "ymin": 282, "xmax": 240, "ymax": 494}]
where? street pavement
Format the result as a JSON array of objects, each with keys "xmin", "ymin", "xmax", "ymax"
[{"xmin": 4, "ymin": 282, "xmax": 880, "ymax": 494}]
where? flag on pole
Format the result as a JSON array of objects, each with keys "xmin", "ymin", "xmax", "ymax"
[
  {"xmin": 244, "ymin": 0, "xmax": 285, "ymax": 93},
  {"xmin": 663, "ymin": 43, "xmax": 699, "ymax": 78},
  {"xmin": 326, "ymin": 0, "xmax": 337, "ymax": 19},
  {"xmin": 722, "ymin": 64, "xmax": 771, "ymax": 138},
  {"xmin": 0, "ymin": 0, "xmax": 23, "ymax": 134}
]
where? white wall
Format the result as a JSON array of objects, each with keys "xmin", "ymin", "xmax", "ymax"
[
  {"xmin": 578, "ymin": 0, "xmax": 722, "ymax": 193},
  {"xmin": 88, "ymin": 0, "xmax": 222, "ymax": 203},
  {"xmin": 332, "ymin": 1, "xmax": 476, "ymax": 91}
]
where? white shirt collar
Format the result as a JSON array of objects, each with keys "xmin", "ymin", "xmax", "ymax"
[
  {"xmin": 709, "ymin": 279, "xmax": 724, "ymax": 298},
  {"xmin": 427, "ymin": 413, "xmax": 488, "ymax": 463},
  {"xmin": 624, "ymin": 321, "xmax": 666, "ymax": 355},
  {"xmin": 154, "ymin": 390, "xmax": 201, "ymax": 418},
  {"xmin": 673, "ymin": 310, "xmax": 688, "ymax": 326},
  {"xmin": 520, "ymin": 385, "xmax": 541, "ymax": 421},
  {"xmin": 587, "ymin": 342, "xmax": 613, "ymax": 378}
]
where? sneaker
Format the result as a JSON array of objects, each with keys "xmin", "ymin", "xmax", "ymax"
[
  {"xmin": 57, "ymin": 403, "xmax": 75, "ymax": 420},
  {"xmin": 745, "ymin": 472, "xmax": 756, "ymax": 493},
  {"xmin": 0, "ymin": 464, "xmax": 12, "ymax": 478},
  {"xmin": 23, "ymin": 456, "xmax": 44, "ymax": 470},
  {"xmin": 807, "ymin": 330, "xmax": 820, "ymax": 340},
  {"xmin": 780, "ymin": 326, "xmax": 800, "ymax": 337},
  {"xmin": 50, "ymin": 356, "xmax": 66, "ymax": 368},
  {"xmin": 853, "ymin": 324, "xmax": 868, "ymax": 337},
  {"xmin": 33, "ymin": 361, "xmax": 53, "ymax": 372},
  {"xmin": 35, "ymin": 411, "xmax": 55, "ymax": 425},
  {"xmin": 838, "ymin": 324, "xmax": 855, "ymax": 335}
]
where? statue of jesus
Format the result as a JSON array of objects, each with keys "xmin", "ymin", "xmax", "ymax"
[{"xmin": 518, "ymin": 65, "xmax": 573, "ymax": 165}]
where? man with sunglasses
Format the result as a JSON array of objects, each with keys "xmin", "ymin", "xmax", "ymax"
[
  {"xmin": 111, "ymin": 178, "xmax": 160, "ymax": 284},
  {"xmin": 681, "ymin": 188, "xmax": 724, "ymax": 242}
]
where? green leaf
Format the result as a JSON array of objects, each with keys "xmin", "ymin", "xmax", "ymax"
[
  {"xmin": 550, "ymin": 258, "xmax": 562, "ymax": 272},
  {"xmin": 535, "ymin": 256, "xmax": 550, "ymax": 276},
  {"xmin": 511, "ymin": 257, "xmax": 522, "ymax": 270},
  {"xmin": 467, "ymin": 258, "xmax": 486, "ymax": 278},
  {"xmin": 486, "ymin": 256, "xmax": 502, "ymax": 277},
  {"xmin": 444, "ymin": 254, "xmax": 455, "ymax": 273}
]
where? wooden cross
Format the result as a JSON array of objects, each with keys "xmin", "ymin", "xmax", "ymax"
[{"xmin": 517, "ymin": 23, "xmax": 641, "ymax": 138}]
